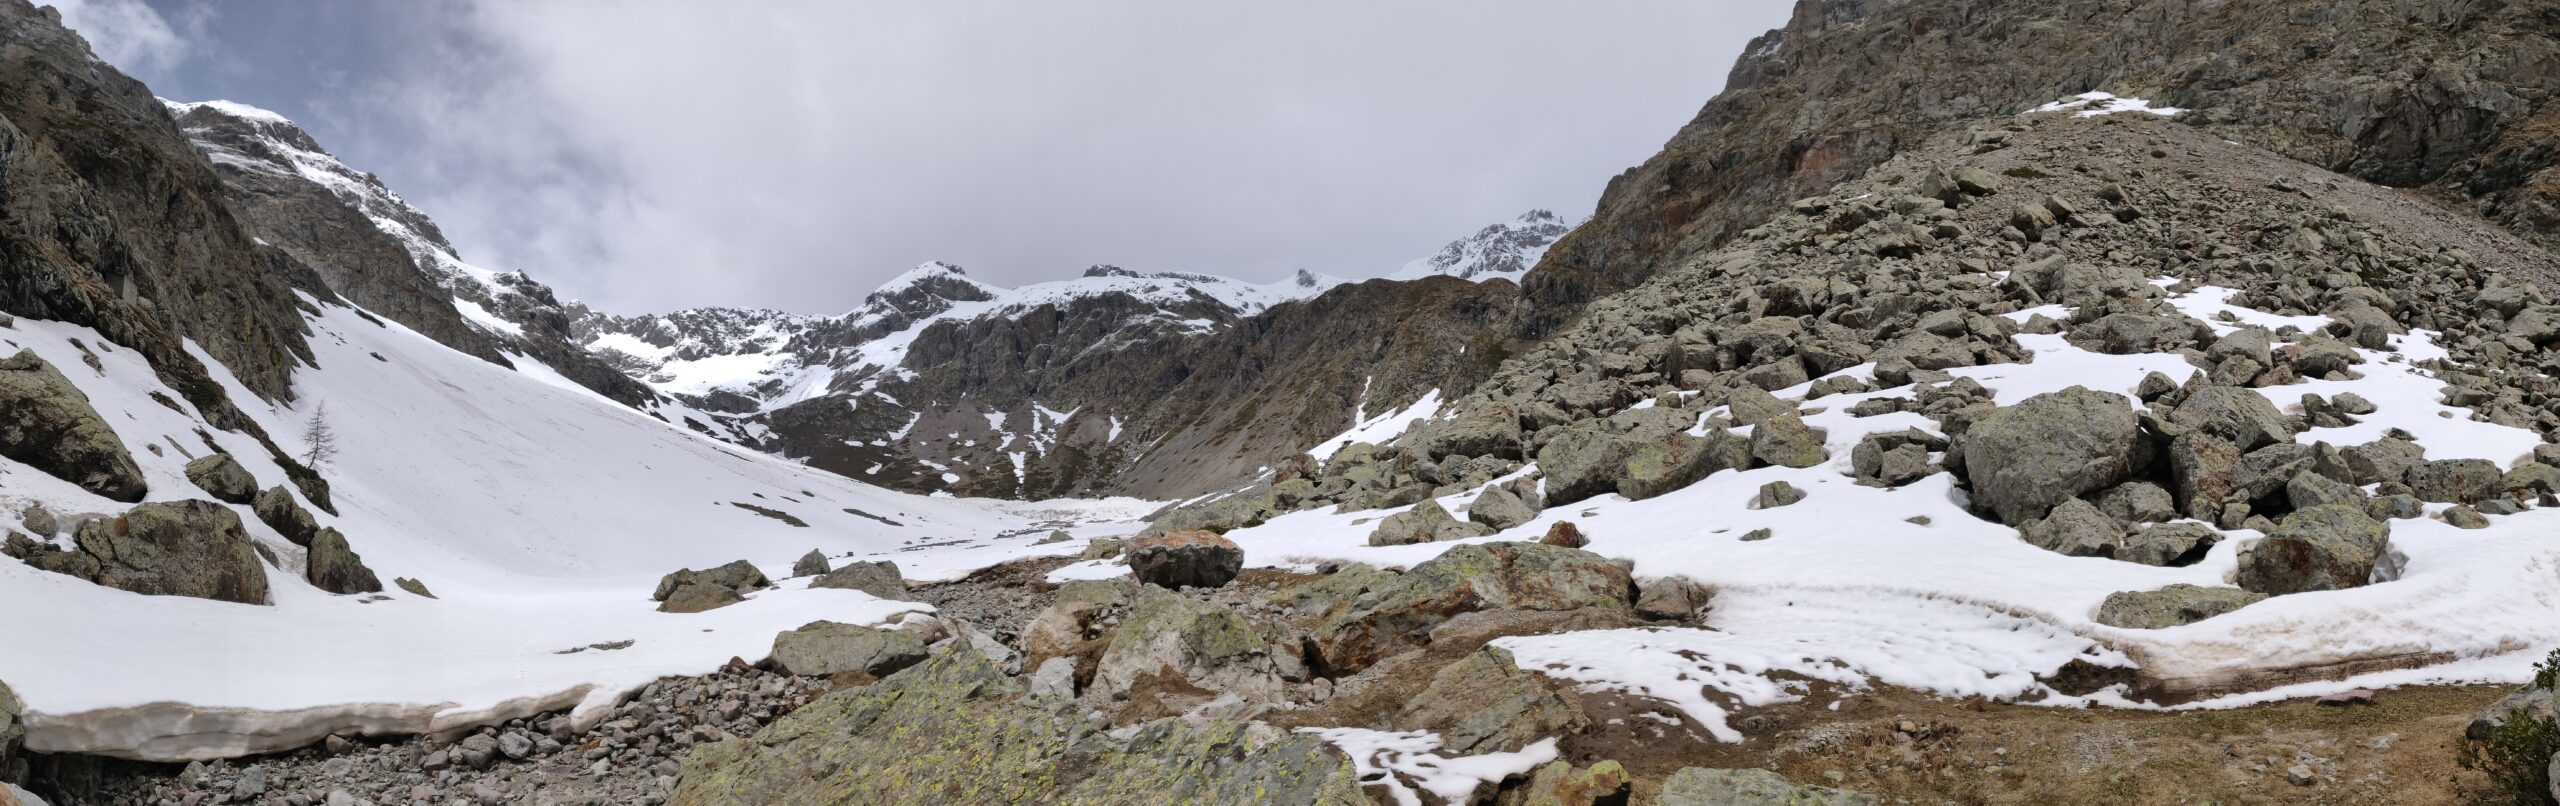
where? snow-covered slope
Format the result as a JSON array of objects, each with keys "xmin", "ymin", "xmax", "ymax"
[
  {"xmin": 1388, "ymin": 210, "xmax": 1577, "ymax": 282},
  {"xmin": 0, "ymin": 297, "xmax": 1147, "ymax": 761}
]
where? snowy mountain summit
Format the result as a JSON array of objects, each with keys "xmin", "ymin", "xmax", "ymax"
[{"xmin": 1391, "ymin": 209, "xmax": 1577, "ymax": 281}]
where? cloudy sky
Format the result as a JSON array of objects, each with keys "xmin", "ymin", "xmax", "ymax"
[{"xmin": 55, "ymin": 0, "xmax": 1795, "ymax": 315}]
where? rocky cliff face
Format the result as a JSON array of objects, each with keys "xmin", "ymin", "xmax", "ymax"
[
  {"xmin": 1524, "ymin": 0, "xmax": 2560, "ymax": 337},
  {"xmin": 0, "ymin": 1, "xmax": 318, "ymax": 437},
  {"xmin": 165, "ymin": 101, "xmax": 661, "ymax": 408}
]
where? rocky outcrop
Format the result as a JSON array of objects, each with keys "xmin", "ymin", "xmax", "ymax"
[
  {"xmin": 53, "ymin": 501, "xmax": 269, "ymax": 605},
  {"xmin": 250, "ymin": 486, "xmax": 319, "ymax": 546},
  {"xmin": 1397, "ymin": 646, "xmax": 1584, "ymax": 754},
  {"xmin": 0, "ymin": 350, "xmax": 146, "ymax": 502},
  {"xmin": 674, "ymin": 640, "xmax": 1365, "ymax": 805},
  {"xmin": 1313, "ymin": 541, "xmax": 1632, "ymax": 674},
  {"xmin": 304, "ymin": 527, "xmax": 382, "ymax": 595},
  {"xmin": 768, "ymin": 621, "xmax": 928, "ymax": 678},
  {"xmin": 1127, "ymin": 529, "xmax": 1244, "ymax": 589}
]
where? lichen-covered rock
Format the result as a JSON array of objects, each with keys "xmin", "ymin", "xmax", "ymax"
[
  {"xmin": 18, "ymin": 504, "xmax": 54, "ymax": 537},
  {"xmin": 0, "ymin": 350, "xmax": 146, "ymax": 502},
  {"xmin": 1397, "ymin": 646, "xmax": 1584, "ymax": 754},
  {"xmin": 1534, "ymin": 423, "xmax": 1638, "ymax": 506},
  {"xmin": 653, "ymin": 559, "xmax": 772, "ymax": 601},
  {"xmin": 0, "ymin": 676, "xmax": 20, "ymax": 775},
  {"xmin": 1314, "ymin": 541, "xmax": 1631, "ymax": 674},
  {"xmin": 1540, "ymin": 521, "xmax": 1588, "ymax": 549},
  {"xmin": 2237, "ymin": 504, "xmax": 2391, "ymax": 595},
  {"xmin": 250, "ymin": 485, "xmax": 320, "ymax": 547},
  {"xmin": 2020, "ymin": 498, "xmax": 2123, "ymax": 557},
  {"xmin": 1634, "ymin": 576, "xmax": 1712, "ymax": 621},
  {"xmin": 1962, "ymin": 386, "xmax": 2140, "ymax": 524},
  {"xmin": 183, "ymin": 453, "xmax": 260, "ymax": 505},
  {"xmin": 2168, "ymin": 431, "xmax": 2244, "ymax": 521},
  {"xmin": 809, "ymin": 559, "xmax": 902, "ymax": 599},
  {"xmin": 1093, "ymin": 586, "xmax": 1296, "ymax": 702},
  {"xmin": 2091, "ymin": 481, "xmax": 2178, "ymax": 524},
  {"xmin": 305, "ymin": 527, "xmax": 382, "ymax": 595},
  {"xmin": 1748, "ymin": 413, "xmax": 1828, "ymax": 469},
  {"xmin": 674, "ymin": 640, "xmax": 1365, "ymax": 805},
  {"xmin": 1620, "ymin": 430, "xmax": 1745, "ymax": 500},
  {"xmin": 1417, "ymin": 404, "xmax": 1525, "ymax": 461},
  {"xmin": 770, "ymin": 620, "xmax": 928, "ymax": 678},
  {"xmin": 394, "ymin": 576, "xmax": 436, "ymax": 598},
  {"xmin": 2094, "ymin": 584, "xmax": 2266, "ymax": 629},
  {"xmin": 657, "ymin": 582, "xmax": 744, "ymax": 613},
  {"xmin": 2343, "ymin": 437, "xmax": 2425, "ymax": 486},
  {"xmin": 1368, "ymin": 499, "xmax": 1495, "ymax": 547},
  {"xmin": 2406, "ymin": 458, "xmax": 2503, "ymax": 504},
  {"xmin": 1022, "ymin": 578, "xmax": 1137, "ymax": 662},
  {"xmin": 1128, "ymin": 529, "xmax": 1246, "ymax": 589},
  {"xmin": 1501, "ymin": 760, "xmax": 1630, "ymax": 806},
  {"xmin": 1754, "ymin": 480, "xmax": 1805, "ymax": 509},
  {"xmin": 790, "ymin": 549, "xmax": 829, "ymax": 578},
  {"xmin": 2116, "ymin": 523, "xmax": 2221, "ymax": 567},
  {"xmin": 71, "ymin": 500, "xmax": 268, "ymax": 604},
  {"xmin": 1467, "ymin": 483, "xmax": 1540, "ymax": 531},
  {"xmin": 2169, "ymin": 385, "xmax": 2295, "ymax": 451},
  {"xmin": 1657, "ymin": 767, "xmax": 1878, "ymax": 805}
]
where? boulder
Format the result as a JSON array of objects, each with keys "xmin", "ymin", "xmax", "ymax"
[
  {"xmin": 72, "ymin": 500, "xmax": 269, "ymax": 604},
  {"xmin": 1634, "ymin": 577, "xmax": 1712, "ymax": 621},
  {"xmin": 1748, "ymin": 413, "xmax": 1828, "ymax": 469},
  {"xmin": 770, "ymin": 621, "xmax": 928, "ymax": 678},
  {"xmin": 1754, "ymin": 480, "xmax": 1805, "ymax": 509},
  {"xmin": 1658, "ymin": 768, "xmax": 1877, "ymax": 805},
  {"xmin": 0, "ymin": 350, "xmax": 146, "ymax": 502},
  {"xmin": 1396, "ymin": 646, "xmax": 1584, "ymax": 754},
  {"xmin": 658, "ymin": 583, "xmax": 744, "ymax": 613},
  {"xmin": 250, "ymin": 485, "xmax": 320, "ymax": 546},
  {"xmin": 1081, "ymin": 537, "xmax": 1125, "ymax": 560},
  {"xmin": 1535, "ymin": 423, "xmax": 1638, "ymax": 506},
  {"xmin": 677, "ymin": 637, "xmax": 1362, "ymax": 805},
  {"xmin": 305, "ymin": 527, "xmax": 383, "ymax": 594},
  {"xmin": 2237, "ymin": 504, "xmax": 2391, "ymax": 595},
  {"xmin": 1619, "ymin": 430, "xmax": 1746, "ymax": 500},
  {"xmin": 2116, "ymin": 523, "xmax": 2221, "ymax": 567},
  {"xmin": 1128, "ymin": 529, "xmax": 1245, "ymax": 589},
  {"xmin": 1540, "ymin": 521, "xmax": 1587, "ymax": 549},
  {"xmin": 2168, "ymin": 431, "xmax": 2244, "ymax": 520},
  {"xmin": 654, "ymin": 560, "xmax": 771, "ymax": 601},
  {"xmin": 2169, "ymin": 385, "xmax": 2294, "ymax": 451},
  {"xmin": 809, "ymin": 560, "xmax": 903, "ymax": 599},
  {"xmin": 1505, "ymin": 761, "xmax": 1631, "ymax": 806},
  {"xmin": 1419, "ymin": 405, "xmax": 1524, "ymax": 461},
  {"xmin": 2343, "ymin": 437, "xmax": 2425, "ymax": 486},
  {"xmin": 19, "ymin": 504, "xmax": 54, "ymax": 537},
  {"xmin": 1725, "ymin": 386, "xmax": 1796, "ymax": 427},
  {"xmin": 1466, "ymin": 484, "xmax": 1539, "ymax": 531},
  {"xmin": 791, "ymin": 550, "xmax": 830, "ymax": 578},
  {"xmin": 183, "ymin": 454, "xmax": 260, "ymax": 505},
  {"xmin": 1093, "ymin": 586, "xmax": 1296, "ymax": 702},
  {"xmin": 2091, "ymin": 481, "xmax": 2178, "ymax": 524},
  {"xmin": 2094, "ymin": 584, "xmax": 2267, "ymax": 629},
  {"xmin": 1367, "ymin": 500, "xmax": 1493, "ymax": 547},
  {"xmin": 2286, "ymin": 471, "xmax": 2366, "ymax": 510},
  {"xmin": 1314, "ymin": 542, "xmax": 1631, "ymax": 673},
  {"xmin": 0, "ymin": 677, "xmax": 19, "ymax": 772},
  {"xmin": 2406, "ymin": 459, "xmax": 2503, "ymax": 504},
  {"xmin": 2020, "ymin": 498, "xmax": 2123, "ymax": 557},
  {"xmin": 1022, "ymin": 579, "xmax": 1136, "ymax": 662},
  {"xmin": 395, "ymin": 577, "xmax": 437, "ymax": 598},
  {"xmin": 1962, "ymin": 387, "xmax": 2141, "ymax": 524}
]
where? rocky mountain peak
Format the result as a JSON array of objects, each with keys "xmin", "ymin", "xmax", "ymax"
[{"xmin": 1392, "ymin": 208, "xmax": 1578, "ymax": 282}]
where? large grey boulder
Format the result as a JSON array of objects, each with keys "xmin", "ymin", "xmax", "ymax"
[
  {"xmin": 2117, "ymin": 523, "xmax": 2222, "ymax": 567},
  {"xmin": 183, "ymin": 453, "xmax": 260, "ymax": 505},
  {"xmin": 1658, "ymin": 768, "xmax": 1877, "ymax": 805},
  {"xmin": 1747, "ymin": 413, "xmax": 1827, "ymax": 469},
  {"xmin": 1093, "ymin": 586, "xmax": 1296, "ymax": 702},
  {"xmin": 1128, "ymin": 529, "xmax": 1245, "ymax": 589},
  {"xmin": 1465, "ymin": 482, "xmax": 1540, "ymax": 531},
  {"xmin": 811, "ymin": 559, "xmax": 906, "ymax": 600},
  {"xmin": 70, "ymin": 500, "xmax": 269, "ymax": 604},
  {"xmin": 653, "ymin": 559, "xmax": 771, "ymax": 601},
  {"xmin": 770, "ymin": 621, "xmax": 928, "ymax": 678},
  {"xmin": 2167, "ymin": 431, "xmax": 2244, "ymax": 520},
  {"xmin": 791, "ymin": 550, "xmax": 829, "ymax": 578},
  {"xmin": 2094, "ymin": 584, "xmax": 2266, "ymax": 629},
  {"xmin": 1620, "ymin": 430, "xmax": 1748, "ymax": 499},
  {"xmin": 2406, "ymin": 458, "xmax": 2502, "ymax": 504},
  {"xmin": 2170, "ymin": 385, "xmax": 2294, "ymax": 451},
  {"xmin": 0, "ymin": 350, "xmax": 146, "ymax": 502},
  {"xmin": 1962, "ymin": 386, "xmax": 2141, "ymax": 525},
  {"xmin": 1417, "ymin": 405, "xmax": 1524, "ymax": 461},
  {"xmin": 1395, "ymin": 646, "xmax": 1584, "ymax": 754},
  {"xmin": 251, "ymin": 485, "xmax": 320, "ymax": 547},
  {"xmin": 2237, "ymin": 504, "xmax": 2391, "ymax": 595},
  {"xmin": 305, "ymin": 527, "xmax": 383, "ymax": 594},
  {"xmin": 1313, "ymin": 541, "xmax": 1632, "ymax": 673},
  {"xmin": 2020, "ymin": 498, "xmax": 2122, "ymax": 557},
  {"xmin": 657, "ymin": 583, "xmax": 744, "ymax": 613},
  {"xmin": 1534, "ymin": 422, "xmax": 1637, "ymax": 506}
]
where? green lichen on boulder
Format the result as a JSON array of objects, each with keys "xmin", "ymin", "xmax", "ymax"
[
  {"xmin": 1313, "ymin": 541, "xmax": 1631, "ymax": 674},
  {"xmin": 0, "ymin": 349, "xmax": 146, "ymax": 502},
  {"xmin": 673, "ymin": 641, "xmax": 1366, "ymax": 805},
  {"xmin": 306, "ymin": 527, "xmax": 383, "ymax": 594},
  {"xmin": 71, "ymin": 500, "xmax": 268, "ymax": 604},
  {"xmin": 183, "ymin": 453, "xmax": 259, "ymax": 504}
]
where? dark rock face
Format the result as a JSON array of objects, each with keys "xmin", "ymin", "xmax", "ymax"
[
  {"xmin": 1524, "ymin": 0, "xmax": 2560, "ymax": 336},
  {"xmin": 0, "ymin": 350, "xmax": 146, "ymax": 501},
  {"xmin": 1127, "ymin": 529, "xmax": 1245, "ymax": 589},
  {"xmin": 304, "ymin": 527, "xmax": 382, "ymax": 595},
  {"xmin": 63, "ymin": 501, "xmax": 270, "ymax": 605}
]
